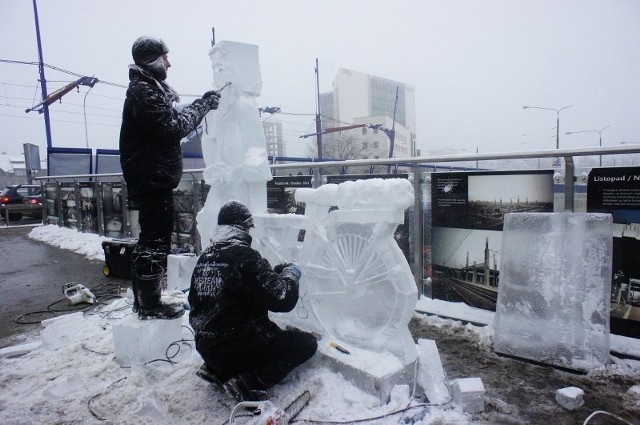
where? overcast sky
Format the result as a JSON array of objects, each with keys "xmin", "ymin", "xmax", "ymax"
[{"xmin": 1, "ymin": 0, "xmax": 639, "ymax": 160}]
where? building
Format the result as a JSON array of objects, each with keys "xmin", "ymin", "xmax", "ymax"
[
  {"xmin": 263, "ymin": 120, "xmax": 285, "ymax": 158},
  {"xmin": 0, "ymin": 153, "xmax": 33, "ymax": 187},
  {"xmin": 319, "ymin": 68, "xmax": 417, "ymax": 160}
]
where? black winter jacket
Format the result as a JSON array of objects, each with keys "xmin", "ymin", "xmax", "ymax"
[
  {"xmin": 188, "ymin": 225, "xmax": 300, "ymax": 350},
  {"xmin": 119, "ymin": 66, "xmax": 211, "ymax": 198}
]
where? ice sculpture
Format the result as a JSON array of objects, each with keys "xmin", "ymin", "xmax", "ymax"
[
  {"xmin": 196, "ymin": 41, "xmax": 272, "ymax": 244},
  {"xmin": 193, "ymin": 40, "xmax": 418, "ymax": 368},
  {"xmin": 493, "ymin": 213, "xmax": 612, "ymax": 371},
  {"xmin": 253, "ymin": 178, "xmax": 418, "ymax": 364}
]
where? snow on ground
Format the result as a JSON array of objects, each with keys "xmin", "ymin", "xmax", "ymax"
[{"xmin": 0, "ymin": 224, "xmax": 638, "ymax": 424}]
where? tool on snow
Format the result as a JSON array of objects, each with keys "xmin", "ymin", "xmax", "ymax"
[
  {"xmin": 330, "ymin": 341, "xmax": 351, "ymax": 354},
  {"xmin": 63, "ymin": 283, "xmax": 96, "ymax": 305},
  {"xmin": 228, "ymin": 390, "xmax": 311, "ymax": 425}
]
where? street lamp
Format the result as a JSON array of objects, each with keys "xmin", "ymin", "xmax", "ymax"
[
  {"xmin": 523, "ymin": 105, "xmax": 573, "ymax": 150},
  {"xmin": 565, "ymin": 125, "xmax": 610, "ymax": 166}
]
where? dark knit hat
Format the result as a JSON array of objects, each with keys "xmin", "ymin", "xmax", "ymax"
[
  {"xmin": 132, "ymin": 36, "xmax": 169, "ymax": 66},
  {"xmin": 218, "ymin": 201, "xmax": 254, "ymax": 229}
]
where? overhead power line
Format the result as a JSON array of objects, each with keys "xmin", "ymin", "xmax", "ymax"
[{"xmin": 0, "ymin": 58, "xmax": 127, "ymax": 89}]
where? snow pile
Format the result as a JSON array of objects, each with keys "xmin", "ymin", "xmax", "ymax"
[
  {"xmin": 29, "ymin": 224, "xmax": 108, "ymax": 261},
  {"xmin": 0, "ymin": 298, "xmax": 472, "ymax": 424}
]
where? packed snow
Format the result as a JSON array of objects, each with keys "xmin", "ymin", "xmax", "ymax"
[{"xmin": 0, "ymin": 224, "xmax": 638, "ymax": 424}]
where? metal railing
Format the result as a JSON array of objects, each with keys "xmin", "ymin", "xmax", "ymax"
[{"xmin": 33, "ymin": 144, "xmax": 640, "ymax": 284}]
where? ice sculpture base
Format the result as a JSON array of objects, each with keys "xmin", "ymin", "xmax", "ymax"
[
  {"xmin": 494, "ymin": 212, "xmax": 612, "ymax": 372},
  {"xmin": 113, "ymin": 315, "xmax": 182, "ymax": 367},
  {"xmin": 312, "ymin": 341, "xmax": 416, "ymax": 402}
]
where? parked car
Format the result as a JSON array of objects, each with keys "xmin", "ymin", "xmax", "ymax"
[{"xmin": 0, "ymin": 184, "xmax": 45, "ymax": 221}]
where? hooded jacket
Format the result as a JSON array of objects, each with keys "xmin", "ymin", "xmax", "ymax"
[
  {"xmin": 188, "ymin": 225, "xmax": 300, "ymax": 351},
  {"xmin": 119, "ymin": 66, "xmax": 210, "ymax": 198}
]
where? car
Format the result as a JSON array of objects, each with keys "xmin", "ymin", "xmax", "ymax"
[{"xmin": 0, "ymin": 184, "xmax": 45, "ymax": 221}]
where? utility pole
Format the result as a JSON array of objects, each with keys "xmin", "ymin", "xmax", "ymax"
[
  {"xmin": 32, "ymin": 0, "xmax": 52, "ymax": 149},
  {"xmin": 387, "ymin": 87, "xmax": 398, "ymax": 160},
  {"xmin": 314, "ymin": 58, "xmax": 323, "ymax": 160}
]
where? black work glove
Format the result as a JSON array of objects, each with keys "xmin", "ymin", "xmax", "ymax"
[
  {"xmin": 274, "ymin": 263, "xmax": 292, "ymax": 273},
  {"xmin": 202, "ymin": 90, "xmax": 221, "ymax": 110}
]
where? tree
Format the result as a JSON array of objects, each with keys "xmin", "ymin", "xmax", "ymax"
[{"xmin": 307, "ymin": 133, "xmax": 370, "ymax": 174}]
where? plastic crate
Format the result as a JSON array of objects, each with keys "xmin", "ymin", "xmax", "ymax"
[{"xmin": 102, "ymin": 239, "xmax": 137, "ymax": 279}]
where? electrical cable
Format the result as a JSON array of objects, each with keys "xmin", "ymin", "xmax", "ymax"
[
  {"xmin": 582, "ymin": 410, "xmax": 633, "ymax": 425},
  {"xmin": 87, "ymin": 377, "xmax": 127, "ymax": 421},
  {"xmin": 290, "ymin": 403, "xmax": 430, "ymax": 424},
  {"xmin": 13, "ymin": 281, "xmax": 125, "ymax": 324},
  {"xmin": 142, "ymin": 325, "xmax": 195, "ymax": 366}
]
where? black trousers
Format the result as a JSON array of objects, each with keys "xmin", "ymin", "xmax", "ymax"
[
  {"xmin": 132, "ymin": 190, "xmax": 174, "ymax": 273},
  {"xmin": 136, "ymin": 189, "xmax": 174, "ymax": 249},
  {"xmin": 200, "ymin": 326, "xmax": 318, "ymax": 390}
]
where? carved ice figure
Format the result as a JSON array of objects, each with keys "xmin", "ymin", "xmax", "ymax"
[
  {"xmin": 254, "ymin": 178, "xmax": 418, "ymax": 364},
  {"xmin": 196, "ymin": 41, "xmax": 272, "ymax": 244}
]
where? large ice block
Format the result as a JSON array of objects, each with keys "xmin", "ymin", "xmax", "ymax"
[
  {"xmin": 112, "ymin": 315, "xmax": 182, "ymax": 367},
  {"xmin": 493, "ymin": 213, "xmax": 612, "ymax": 371}
]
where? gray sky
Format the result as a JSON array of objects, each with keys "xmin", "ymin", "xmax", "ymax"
[{"xmin": 1, "ymin": 0, "xmax": 639, "ymax": 159}]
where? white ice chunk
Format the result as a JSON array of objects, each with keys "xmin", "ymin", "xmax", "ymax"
[
  {"xmin": 389, "ymin": 384, "xmax": 411, "ymax": 408},
  {"xmin": 0, "ymin": 341, "xmax": 41, "ymax": 358},
  {"xmin": 494, "ymin": 213, "xmax": 612, "ymax": 372},
  {"xmin": 555, "ymin": 386, "xmax": 584, "ymax": 411},
  {"xmin": 112, "ymin": 315, "xmax": 182, "ymax": 367},
  {"xmin": 450, "ymin": 377, "xmax": 485, "ymax": 413},
  {"xmin": 167, "ymin": 253, "xmax": 198, "ymax": 292},
  {"xmin": 40, "ymin": 312, "xmax": 86, "ymax": 350},
  {"xmin": 628, "ymin": 385, "xmax": 640, "ymax": 397},
  {"xmin": 416, "ymin": 339, "xmax": 450, "ymax": 405},
  {"xmin": 44, "ymin": 375, "xmax": 82, "ymax": 399}
]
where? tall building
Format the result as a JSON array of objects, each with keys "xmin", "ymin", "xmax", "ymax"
[
  {"xmin": 319, "ymin": 68, "xmax": 417, "ymax": 160},
  {"xmin": 263, "ymin": 120, "xmax": 285, "ymax": 158}
]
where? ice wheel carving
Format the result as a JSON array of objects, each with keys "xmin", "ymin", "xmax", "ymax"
[{"xmin": 302, "ymin": 218, "xmax": 416, "ymax": 352}]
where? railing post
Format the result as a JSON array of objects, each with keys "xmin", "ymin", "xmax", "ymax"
[
  {"xmin": 563, "ymin": 155, "xmax": 575, "ymax": 212},
  {"xmin": 120, "ymin": 177, "xmax": 132, "ymax": 238},
  {"xmin": 412, "ymin": 163, "xmax": 424, "ymax": 287},
  {"xmin": 74, "ymin": 179, "xmax": 82, "ymax": 232},
  {"xmin": 55, "ymin": 180, "xmax": 63, "ymax": 226},
  {"xmin": 95, "ymin": 179, "xmax": 105, "ymax": 236}
]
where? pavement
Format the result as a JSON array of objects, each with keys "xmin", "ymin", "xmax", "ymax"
[{"xmin": 0, "ymin": 225, "xmax": 131, "ymax": 349}]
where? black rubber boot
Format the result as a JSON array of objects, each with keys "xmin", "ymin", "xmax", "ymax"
[
  {"xmin": 133, "ymin": 247, "xmax": 184, "ymax": 320},
  {"xmin": 135, "ymin": 275, "xmax": 184, "ymax": 320}
]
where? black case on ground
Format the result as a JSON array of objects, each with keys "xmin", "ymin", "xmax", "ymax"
[{"xmin": 101, "ymin": 238, "xmax": 137, "ymax": 279}]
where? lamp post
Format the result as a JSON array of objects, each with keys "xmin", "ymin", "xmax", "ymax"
[
  {"xmin": 82, "ymin": 85, "xmax": 95, "ymax": 148},
  {"xmin": 523, "ymin": 105, "xmax": 573, "ymax": 150},
  {"xmin": 565, "ymin": 125, "xmax": 610, "ymax": 167}
]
